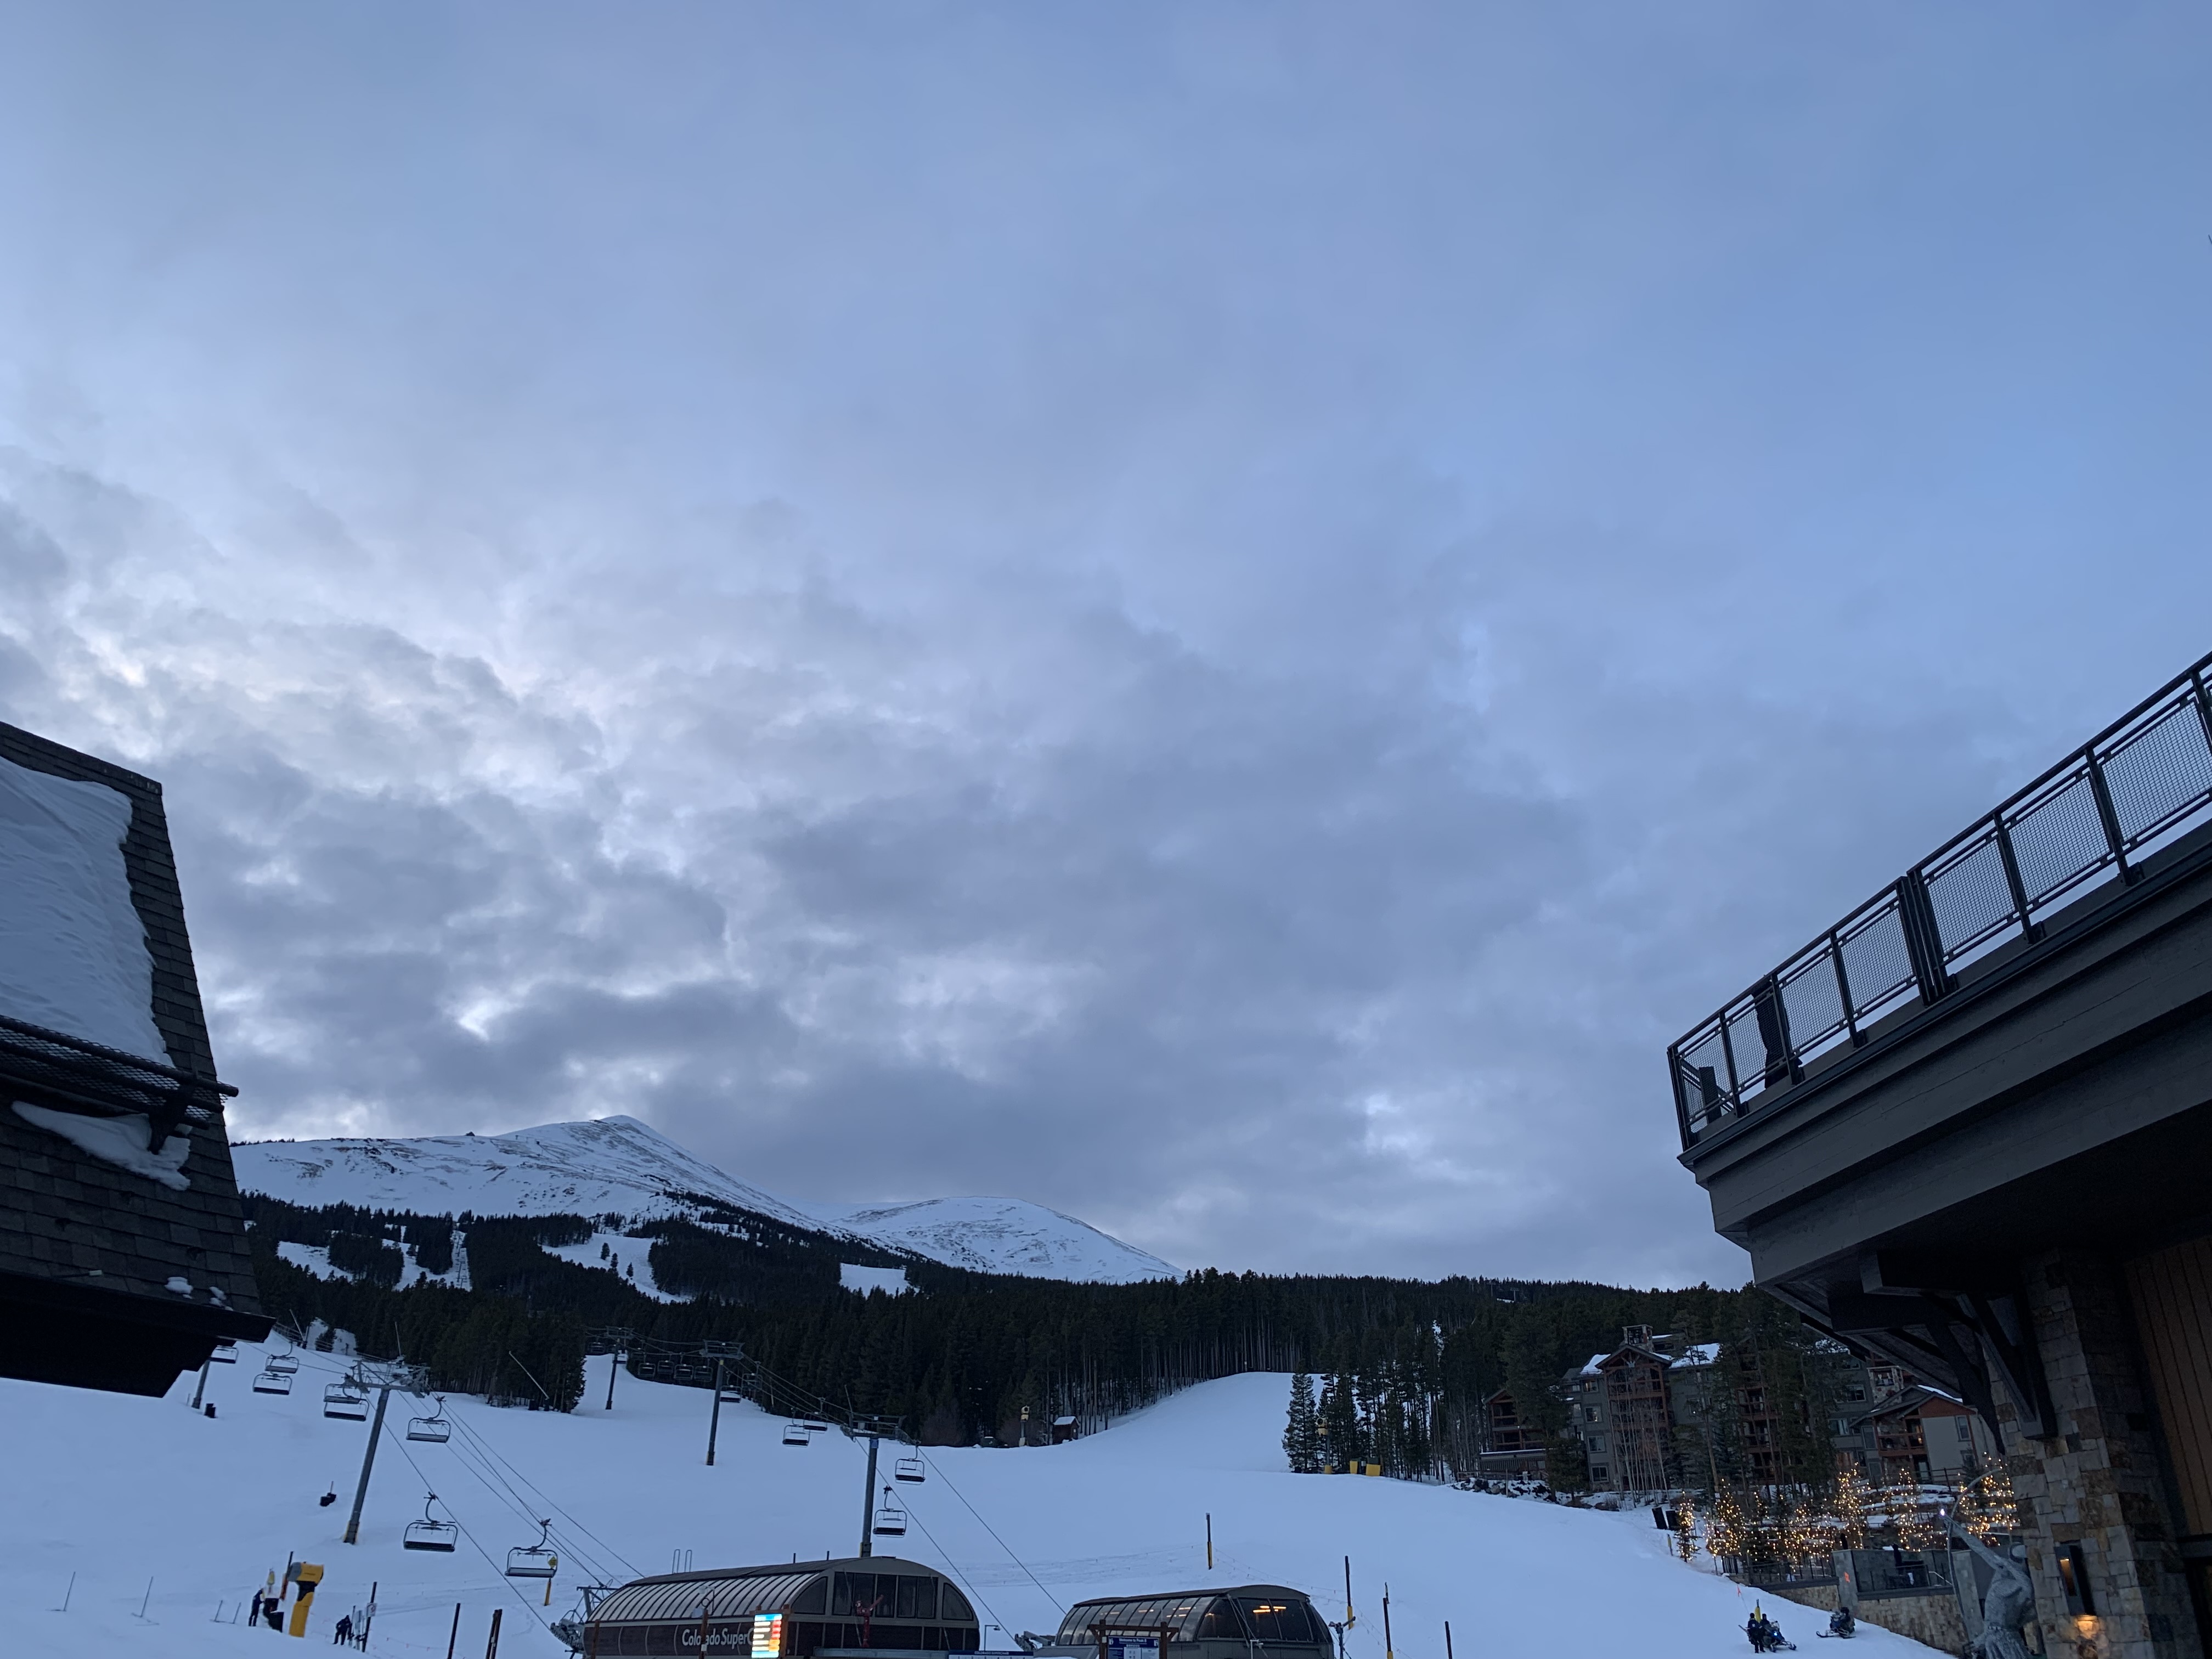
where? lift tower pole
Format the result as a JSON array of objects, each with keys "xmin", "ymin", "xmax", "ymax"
[
  {"xmin": 345, "ymin": 1380, "xmax": 394, "ymax": 1545},
  {"xmin": 858, "ymin": 1432, "xmax": 882, "ymax": 1558}
]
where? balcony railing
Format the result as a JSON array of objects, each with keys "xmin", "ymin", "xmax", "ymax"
[{"xmin": 1670, "ymin": 650, "xmax": 2212, "ymax": 1147}]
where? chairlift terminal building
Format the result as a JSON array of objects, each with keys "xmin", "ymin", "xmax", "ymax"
[
  {"xmin": 1041, "ymin": 1587, "xmax": 1333, "ymax": 1659},
  {"xmin": 578, "ymin": 1558, "xmax": 981, "ymax": 1657}
]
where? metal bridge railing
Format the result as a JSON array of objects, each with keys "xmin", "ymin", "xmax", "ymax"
[{"xmin": 1669, "ymin": 650, "xmax": 2212, "ymax": 1148}]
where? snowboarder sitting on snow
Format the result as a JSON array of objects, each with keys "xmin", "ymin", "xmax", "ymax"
[{"xmin": 1826, "ymin": 1607, "xmax": 1854, "ymax": 1639}]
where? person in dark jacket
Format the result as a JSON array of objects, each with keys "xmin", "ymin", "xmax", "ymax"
[{"xmin": 332, "ymin": 1612, "xmax": 353, "ymax": 1644}]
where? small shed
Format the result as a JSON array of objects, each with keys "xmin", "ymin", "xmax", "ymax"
[{"xmin": 576, "ymin": 1556, "xmax": 981, "ymax": 1657}]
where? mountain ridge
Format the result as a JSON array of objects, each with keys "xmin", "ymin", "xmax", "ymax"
[{"xmin": 231, "ymin": 1114, "xmax": 1178, "ymax": 1285}]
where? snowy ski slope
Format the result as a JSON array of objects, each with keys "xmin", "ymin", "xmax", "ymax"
[
  {"xmin": 234, "ymin": 1116, "xmax": 1178, "ymax": 1285},
  {"xmin": 0, "ymin": 1350, "xmax": 1943, "ymax": 1659}
]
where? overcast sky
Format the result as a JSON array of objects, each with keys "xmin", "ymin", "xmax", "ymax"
[{"xmin": 1, "ymin": 5, "xmax": 2205, "ymax": 1285}]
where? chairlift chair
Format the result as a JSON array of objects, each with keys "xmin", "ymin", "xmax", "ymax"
[
  {"xmin": 407, "ymin": 1397, "xmax": 453, "ymax": 1443},
  {"xmin": 872, "ymin": 1488, "xmax": 907, "ymax": 1537},
  {"xmin": 800, "ymin": 1418, "xmax": 830, "ymax": 1435},
  {"xmin": 324, "ymin": 1383, "xmax": 369, "ymax": 1421},
  {"xmin": 894, "ymin": 1455, "xmax": 926, "ymax": 1483},
  {"xmin": 782, "ymin": 1421, "xmax": 810, "ymax": 1446},
  {"xmin": 252, "ymin": 1368, "xmax": 293, "ymax": 1396},
  {"xmin": 267, "ymin": 1352, "xmax": 300, "ymax": 1376},
  {"xmin": 506, "ymin": 1519, "xmax": 560, "ymax": 1580},
  {"xmin": 403, "ymin": 1493, "xmax": 458, "ymax": 1554},
  {"xmin": 210, "ymin": 1339, "xmax": 238, "ymax": 1364}
]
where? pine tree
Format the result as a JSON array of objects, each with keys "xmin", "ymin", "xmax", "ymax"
[
  {"xmin": 1319, "ymin": 1370, "xmax": 1364, "ymax": 1470},
  {"xmin": 1284, "ymin": 1373, "xmax": 1322, "ymax": 1472}
]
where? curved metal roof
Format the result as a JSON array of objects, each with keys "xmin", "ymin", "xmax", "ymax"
[
  {"xmin": 589, "ymin": 1559, "xmax": 980, "ymax": 1629},
  {"xmin": 1056, "ymin": 1587, "xmax": 1314, "ymax": 1645},
  {"xmin": 593, "ymin": 1570, "xmax": 820, "ymax": 1626},
  {"xmin": 1065, "ymin": 1586, "xmax": 1307, "ymax": 1611}
]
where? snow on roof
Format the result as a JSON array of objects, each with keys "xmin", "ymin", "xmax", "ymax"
[
  {"xmin": 1579, "ymin": 1352, "xmax": 1608, "ymax": 1376},
  {"xmin": 1669, "ymin": 1342, "xmax": 1722, "ymax": 1368},
  {"xmin": 0, "ymin": 752, "xmax": 164, "ymax": 1060}
]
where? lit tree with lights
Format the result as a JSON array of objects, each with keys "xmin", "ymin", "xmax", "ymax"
[
  {"xmin": 1832, "ymin": 1466, "xmax": 1873, "ymax": 1549},
  {"xmin": 1953, "ymin": 1465, "xmax": 2018, "ymax": 1540}
]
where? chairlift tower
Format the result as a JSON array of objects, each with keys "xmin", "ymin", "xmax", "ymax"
[
  {"xmin": 846, "ymin": 1414, "xmax": 903, "ymax": 1558},
  {"xmin": 701, "ymin": 1340, "xmax": 742, "ymax": 1466}
]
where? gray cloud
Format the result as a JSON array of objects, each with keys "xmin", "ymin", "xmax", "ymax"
[{"xmin": 0, "ymin": 5, "xmax": 2204, "ymax": 1284}]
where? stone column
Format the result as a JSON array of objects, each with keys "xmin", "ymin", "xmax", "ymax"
[{"xmin": 2001, "ymin": 1249, "xmax": 2199, "ymax": 1659}]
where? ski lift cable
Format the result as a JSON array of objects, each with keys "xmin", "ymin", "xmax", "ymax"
[
  {"xmin": 432, "ymin": 1429, "xmax": 630, "ymax": 1588},
  {"xmin": 888, "ymin": 1488, "xmax": 1013, "ymax": 1639},
  {"xmin": 377, "ymin": 1429, "xmax": 561, "ymax": 1636},
  {"xmin": 916, "ymin": 1451, "xmax": 1066, "ymax": 1616},
  {"xmin": 407, "ymin": 1413, "xmax": 630, "ymax": 1589},
  {"xmin": 448, "ymin": 1414, "xmax": 640, "ymax": 1585},
  {"xmin": 431, "ymin": 1417, "xmax": 546, "ymax": 1530},
  {"xmin": 440, "ymin": 1412, "xmax": 640, "ymax": 1581}
]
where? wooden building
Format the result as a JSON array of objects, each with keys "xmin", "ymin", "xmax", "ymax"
[{"xmin": 0, "ymin": 724, "xmax": 268, "ymax": 1395}]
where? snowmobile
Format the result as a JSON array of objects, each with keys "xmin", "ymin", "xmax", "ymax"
[
  {"xmin": 1817, "ymin": 1607, "xmax": 1855, "ymax": 1639},
  {"xmin": 1745, "ymin": 1605, "xmax": 1797, "ymax": 1652}
]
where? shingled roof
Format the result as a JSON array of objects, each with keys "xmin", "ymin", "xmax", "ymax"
[{"xmin": 0, "ymin": 721, "xmax": 269, "ymax": 1396}]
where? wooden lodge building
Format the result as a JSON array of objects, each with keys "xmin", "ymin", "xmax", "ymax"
[{"xmin": 0, "ymin": 723, "xmax": 268, "ymax": 1395}]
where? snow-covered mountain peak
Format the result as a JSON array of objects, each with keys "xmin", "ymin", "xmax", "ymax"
[
  {"xmin": 232, "ymin": 1116, "xmax": 1177, "ymax": 1285},
  {"xmin": 799, "ymin": 1194, "xmax": 1180, "ymax": 1283}
]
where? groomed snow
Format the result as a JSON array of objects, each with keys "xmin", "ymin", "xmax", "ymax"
[
  {"xmin": 540, "ymin": 1231, "xmax": 678, "ymax": 1301},
  {"xmin": 0, "ymin": 1358, "xmax": 1944, "ymax": 1659},
  {"xmin": 233, "ymin": 1116, "xmax": 1178, "ymax": 1285},
  {"xmin": 839, "ymin": 1263, "xmax": 911, "ymax": 1296},
  {"xmin": 0, "ymin": 753, "xmax": 165, "ymax": 1061}
]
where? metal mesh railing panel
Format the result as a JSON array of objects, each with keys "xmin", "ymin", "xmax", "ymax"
[
  {"xmin": 2103, "ymin": 695, "xmax": 2212, "ymax": 849},
  {"xmin": 2007, "ymin": 770, "xmax": 2112, "ymax": 912},
  {"xmin": 1725, "ymin": 1001, "xmax": 1777, "ymax": 1101},
  {"xmin": 1778, "ymin": 947, "xmax": 1848, "ymax": 1062},
  {"xmin": 1838, "ymin": 904, "xmax": 1915, "ymax": 1023},
  {"xmin": 1925, "ymin": 831, "xmax": 2022, "ymax": 967}
]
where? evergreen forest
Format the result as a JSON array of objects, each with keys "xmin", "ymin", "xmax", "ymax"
[{"xmin": 240, "ymin": 1196, "xmax": 1843, "ymax": 1496}]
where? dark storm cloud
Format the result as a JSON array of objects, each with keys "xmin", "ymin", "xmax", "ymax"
[{"xmin": 0, "ymin": 5, "xmax": 2204, "ymax": 1282}]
